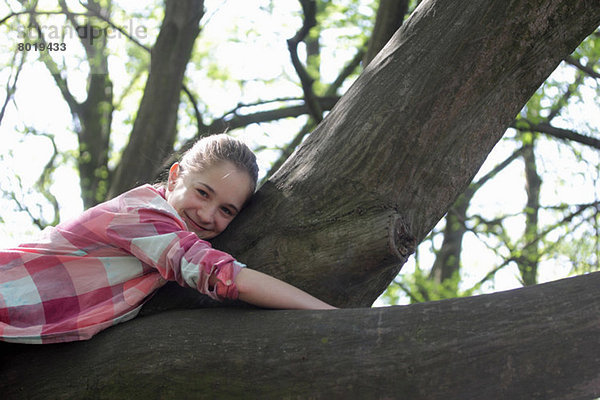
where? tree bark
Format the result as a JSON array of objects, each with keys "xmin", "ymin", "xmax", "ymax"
[
  {"xmin": 108, "ymin": 0, "xmax": 204, "ymax": 198},
  {"xmin": 213, "ymin": 0, "xmax": 600, "ymax": 307},
  {"xmin": 3, "ymin": 271, "xmax": 600, "ymax": 400}
]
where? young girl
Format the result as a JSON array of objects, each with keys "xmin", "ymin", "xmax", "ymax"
[{"xmin": 0, "ymin": 134, "xmax": 335, "ymax": 344}]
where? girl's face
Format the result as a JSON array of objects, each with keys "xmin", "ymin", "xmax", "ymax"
[{"xmin": 166, "ymin": 161, "xmax": 253, "ymax": 239}]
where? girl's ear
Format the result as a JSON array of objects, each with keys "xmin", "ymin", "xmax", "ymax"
[{"xmin": 167, "ymin": 163, "xmax": 180, "ymax": 191}]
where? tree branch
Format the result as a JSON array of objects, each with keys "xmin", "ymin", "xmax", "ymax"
[
  {"xmin": 0, "ymin": 48, "xmax": 26, "ymax": 127},
  {"xmin": 363, "ymin": 0, "xmax": 409, "ymax": 66},
  {"xmin": 565, "ymin": 55, "xmax": 600, "ymax": 80},
  {"xmin": 265, "ymin": 46, "xmax": 366, "ymax": 180},
  {"xmin": 208, "ymin": 96, "xmax": 338, "ymax": 133},
  {"xmin": 4, "ymin": 271, "xmax": 600, "ymax": 399},
  {"xmin": 471, "ymin": 201, "xmax": 599, "ymax": 287},
  {"xmin": 76, "ymin": 0, "xmax": 151, "ymax": 52},
  {"xmin": 14, "ymin": 4, "xmax": 82, "ymax": 116},
  {"xmin": 287, "ymin": 0, "xmax": 322, "ymax": 122},
  {"xmin": 513, "ymin": 119, "xmax": 600, "ymax": 150},
  {"xmin": 157, "ymin": 96, "xmax": 340, "ymax": 175}
]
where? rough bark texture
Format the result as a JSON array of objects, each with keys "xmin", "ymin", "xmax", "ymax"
[
  {"xmin": 213, "ymin": 0, "xmax": 600, "ymax": 307},
  {"xmin": 108, "ymin": 0, "xmax": 203, "ymax": 198},
  {"xmin": 3, "ymin": 272, "xmax": 600, "ymax": 399}
]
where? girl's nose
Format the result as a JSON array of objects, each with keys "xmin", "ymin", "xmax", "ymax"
[{"xmin": 196, "ymin": 207, "xmax": 215, "ymax": 225}]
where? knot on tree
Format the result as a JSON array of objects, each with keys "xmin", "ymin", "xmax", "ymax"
[{"xmin": 389, "ymin": 215, "xmax": 416, "ymax": 260}]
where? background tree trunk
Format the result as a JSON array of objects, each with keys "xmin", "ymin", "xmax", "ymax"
[
  {"xmin": 108, "ymin": 0, "xmax": 204, "ymax": 197},
  {"xmin": 520, "ymin": 138, "xmax": 542, "ymax": 285},
  {"xmin": 3, "ymin": 271, "xmax": 600, "ymax": 400},
  {"xmin": 26, "ymin": 0, "xmax": 115, "ymax": 208},
  {"xmin": 363, "ymin": 0, "xmax": 408, "ymax": 66},
  {"xmin": 213, "ymin": 0, "xmax": 600, "ymax": 307}
]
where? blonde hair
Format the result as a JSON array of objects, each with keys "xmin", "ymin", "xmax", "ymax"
[{"xmin": 179, "ymin": 134, "xmax": 259, "ymax": 193}]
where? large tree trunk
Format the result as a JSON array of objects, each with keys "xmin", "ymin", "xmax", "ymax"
[
  {"xmin": 108, "ymin": 0, "xmax": 204, "ymax": 198},
  {"xmin": 213, "ymin": 0, "xmax": 600, "ymax": 307},
  {"xmin": 3, "ymin": 271, "xmax": 600, "ymax": 399}
]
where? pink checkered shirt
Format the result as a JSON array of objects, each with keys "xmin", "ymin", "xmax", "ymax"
[{"xmin": 0, "ymin": 185, "xmax": 243, "ymax": 344}]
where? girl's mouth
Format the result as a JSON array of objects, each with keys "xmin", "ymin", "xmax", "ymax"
[{"xmin": 183, "ymin": 212, "xmax": 207, "ymax": 232}]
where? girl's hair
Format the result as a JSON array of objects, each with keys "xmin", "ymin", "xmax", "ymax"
[{"xmin": 179, "ymin": 134, "xmax": 259, "ymax": 193}]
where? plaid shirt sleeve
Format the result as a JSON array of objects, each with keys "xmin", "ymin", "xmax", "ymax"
[
  {"xmin": 104, "ymin": 185, "xmax": 244, "ymax": 300},
  {"xmin": 0, "ymin": 185, "xmax": 243, "ymax": 344}
]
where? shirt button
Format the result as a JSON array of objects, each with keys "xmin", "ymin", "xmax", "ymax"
[{"xmin": 225, "ymin": 279, "xmax": 232, "ymax": 285}]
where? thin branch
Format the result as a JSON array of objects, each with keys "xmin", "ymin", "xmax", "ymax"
[
  {"xmin": 546, "ymin": 71, "xmax": 585, "ymax": 121},
  {"xmin": 221, "ymin": 96, "xmax": 308, "ymax": 117},
  {"xmin": 182, "ymin": 84, "xmax": 207, "ymax": 135},
  {"xmin": 324, "ymin": 45, "xmax": 366, "ymax": 97},
  {"xmin": 266, "ymin": 45, "xmax": 366, "ymax": 180},
  {"xmin": 565, "ymin": 56, "xmax": 600, "ymax": 80},
  {"xmin": 158, "ymin": 96, "xmax": 340, "ymax": 173},
  {"xmin": 76, "ymin": 0, "xmax": 151, "ymax": 52},
  {"xmin": 0, "ymin": 9, "xmax": 92, "ymax": 25},
  {"xmin": 513, "ymin": 119, "xmax": 600, "ymax": 150},
  {"xmin": 467, "ymin": 145, "xmax": 528, "ymax": 196},
  {"xmin": 287, "ymin": 0, "xmax": 322, "ymax": 122},
  {"xmin": 392, "ymin": 280, "xmax": 422, "ymax": 304},
  {"xmin": 471, "ymin": 201, "xmax": 600, "ymax": 289},
  {"xmin": 208, "ymin": 96, "xmax": 339, "ymax": 133},
  {"xmin": 18, "ymin": 5, "xmax": 82, "ymax": 116},
  {"xmin": 34, "ymin": 132, "xmax": 61, "ymax": 226},
  {"xmin": 0, "ymin": 47, "xmax": 26, "ymax": 127}
]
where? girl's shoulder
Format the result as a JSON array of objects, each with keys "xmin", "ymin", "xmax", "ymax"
[
  {"xmin": 122, "ymin": 184, "xmax": 164, "ymax": 202},
  {"xmin": 117, "ymin": 184, "xmax": 180, "ymax": 220}
]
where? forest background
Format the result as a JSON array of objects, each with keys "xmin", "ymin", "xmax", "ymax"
[{"xmin": 0, "ymin": 0, "xmax": 599, "ymax": 307}]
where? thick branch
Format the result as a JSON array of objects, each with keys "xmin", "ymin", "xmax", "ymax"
[{"xmin": 3, "ymin": 272, "xmax": 600, "ymax": 399}]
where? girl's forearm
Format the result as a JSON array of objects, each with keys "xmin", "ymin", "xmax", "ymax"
[{"xmin": 234, "ymin": 268, "xmax": 337, "ymax": 310}]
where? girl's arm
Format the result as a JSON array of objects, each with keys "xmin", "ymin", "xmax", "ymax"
[{"xmin": 231, "ymin": 268, "xmax": 337, "ymax": 310}]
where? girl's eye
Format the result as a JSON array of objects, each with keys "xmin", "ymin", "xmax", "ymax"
[
  {"xmin": 221, "ymin": 207, "xmax": 234, "ymax": 216},
  {"xmin": 197, "ymin": 189, "xmax": 208, "ymax": 197}
]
